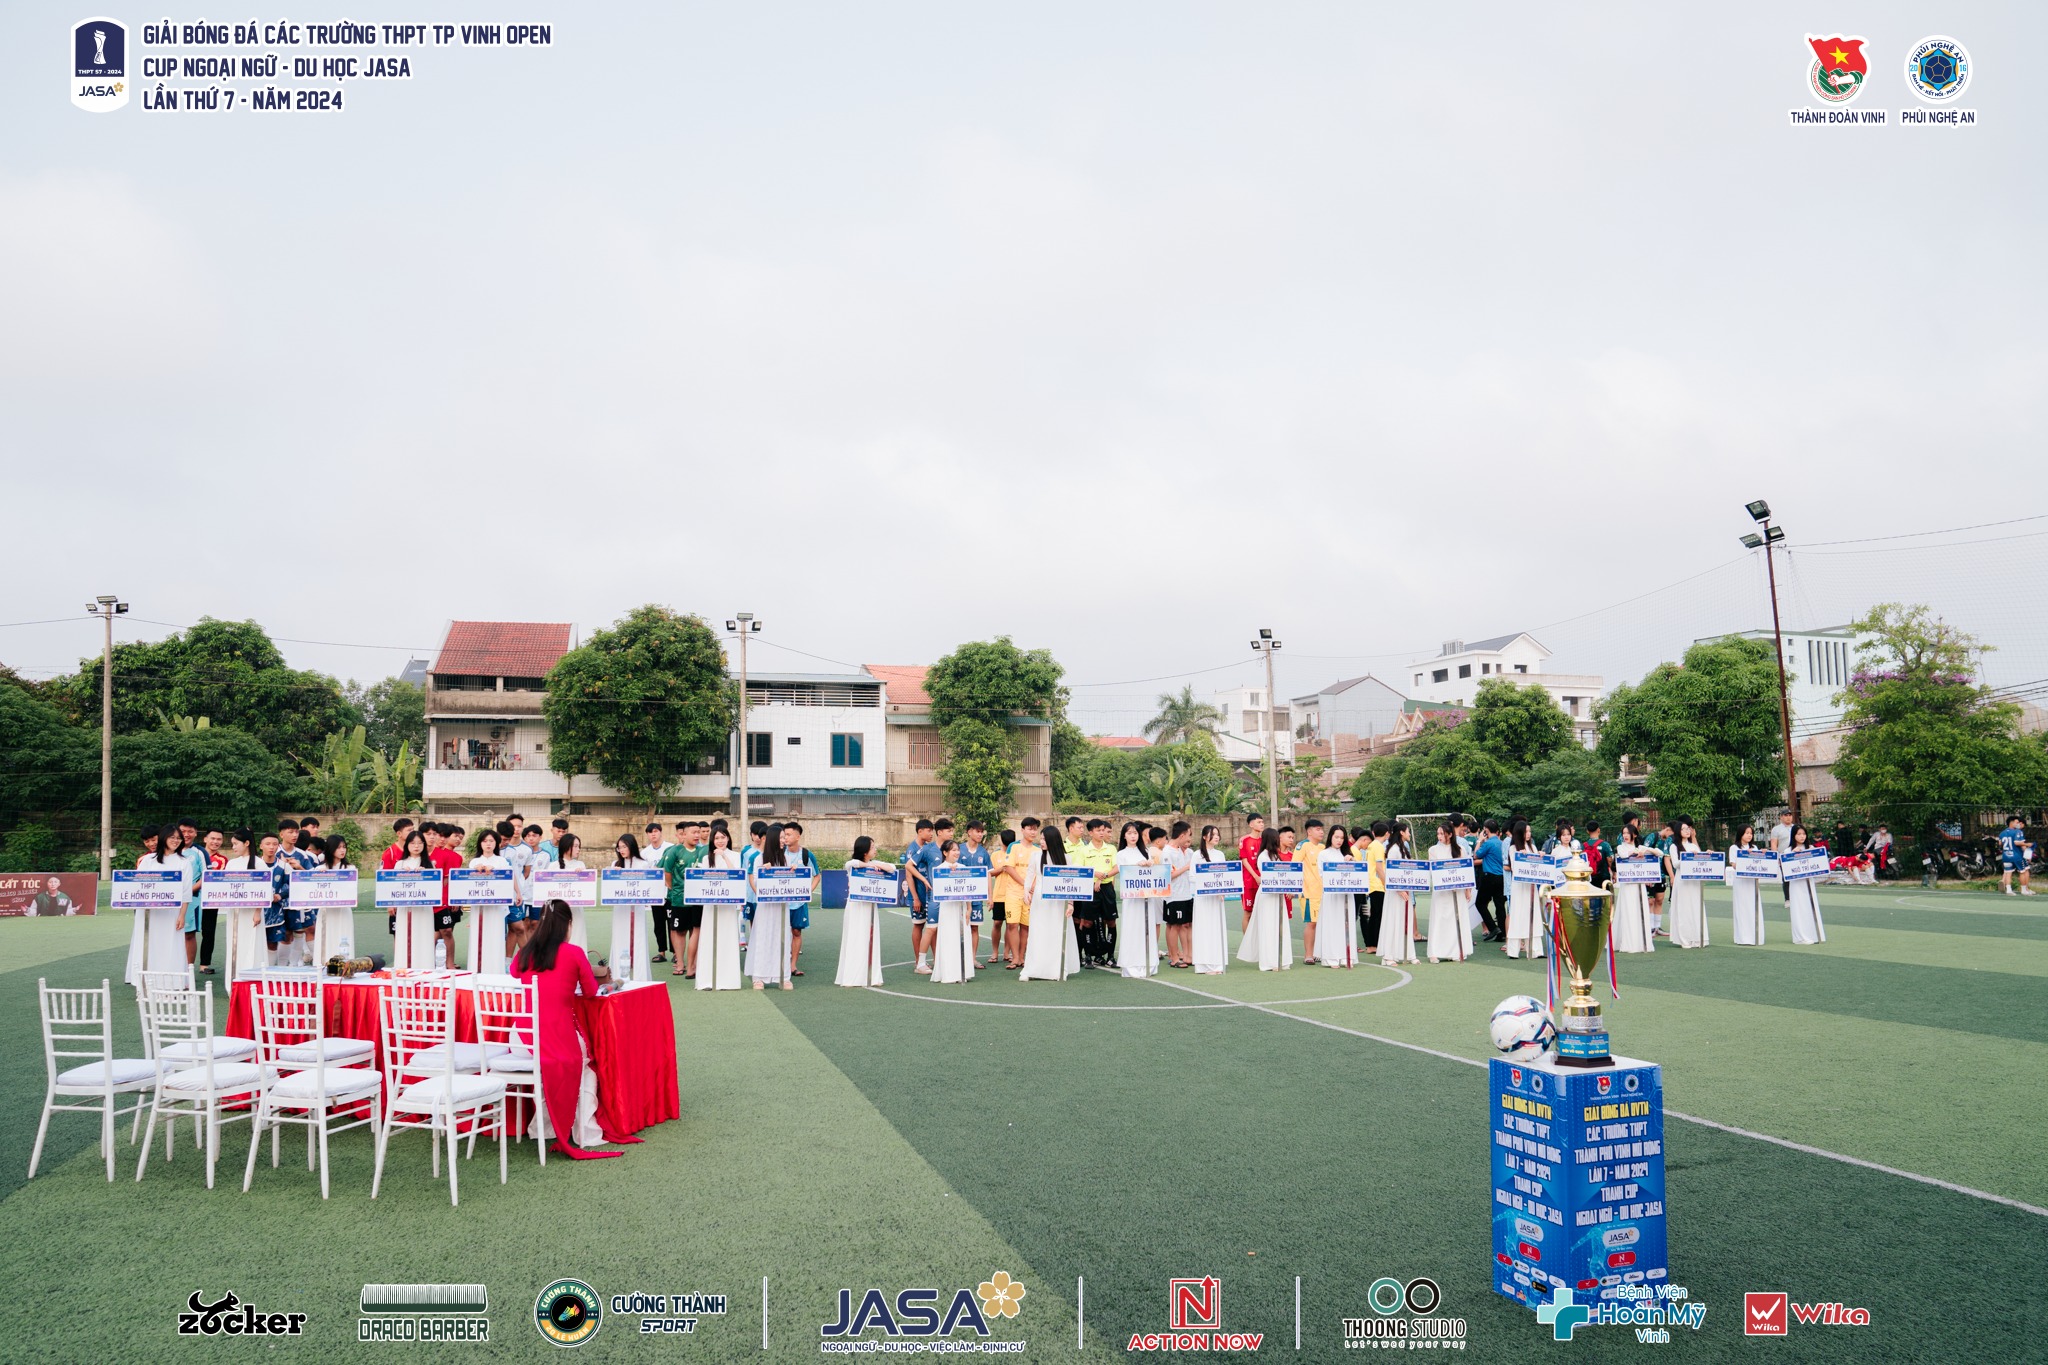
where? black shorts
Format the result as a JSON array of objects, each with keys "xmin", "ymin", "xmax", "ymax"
[
  {"xmin": 1163, "ymin": 899, "xmax": 1193, "ymax": 925},
  {"xmin": 668, "ymin": 904, "xmax": 703, "ymax": 933},
  {"xmin": 1090, "ymin": 886, "xmax": 1118, "ymax": 921},
  {"xmin": 991, "ymin": 905, "xmax": 1007, "ymax": 922},
  {"xmin": 434, "ymin": 909, "xmax": 463, "ymax": 932}
]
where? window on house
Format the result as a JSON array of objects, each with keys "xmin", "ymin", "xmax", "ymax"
[
  {"xmin": 502, "ymin": 676, "xmax": 546, "ymax": 692},
  {"xmin": 1250, "ymin": 691, "xmax": 1262, "ymax": 706},
  {"xmin": 1432, "ymin": 669, "xmax": 1449, "ymax": 684},
  {"xmin": 1458, "ymin": 664, "xmax": 1472, "ymax": 679},
  {"xmin": 1414, "ymin": 674, "xmax": 1424, "ymax": 687},
  {"xmin": 1514, "ymin": 664, "xmax": 1528, "ymax": 674},
  {"xmin": 786, "ymin": 735, "xmax": 802, "ymax": 745},
  {"xmin": 908, "ymin": 731, "xmax": 945, "ymax": 769},
  {"xmin": 831, "ymin": 733, "xmax": 864, "ymax": 767},
  {"xmin": 746, "ymin": 732, "xmax": 773, "ymax": 767}
]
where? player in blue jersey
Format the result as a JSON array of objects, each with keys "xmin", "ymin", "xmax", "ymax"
[{"xmin": 1999, "ymin": 816, "xmax": 2034, "ymax": 897}]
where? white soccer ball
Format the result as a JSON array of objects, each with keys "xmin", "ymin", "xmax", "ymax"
[{"xmin": 1490, "ymin": 995, "xmax": 1556, "ymax": 1059}]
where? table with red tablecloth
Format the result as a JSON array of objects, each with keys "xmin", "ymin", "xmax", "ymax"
[{"xmin": 225, "ymin": 975, "xmax": 678, "ymax": 1137}]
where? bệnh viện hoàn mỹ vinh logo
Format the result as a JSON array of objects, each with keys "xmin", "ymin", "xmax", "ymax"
[{"xmin": 1806, "ymin": 35, "xmax": 1868, "ymax": 102}]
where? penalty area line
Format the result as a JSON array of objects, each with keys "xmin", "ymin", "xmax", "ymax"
[{"xmin": 1143, "ymin": 973, "xmax": 2048, "ymax": 1220}]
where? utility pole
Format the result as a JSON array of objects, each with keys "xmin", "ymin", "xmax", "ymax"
[
  {"xmin": 1740, "ymin": 503, "xmax": 1799, "ymax": 820},
  {"xmin": 1251, "ymin": 628, "xmax": 1283, "ymax": 825},
  {"xmin": 726, "ymin": 613, "xmax": 761, "ymax": 825},
  {"xmin": 87, "ymin": 594, "xmax": 128, "ymax": 882}
]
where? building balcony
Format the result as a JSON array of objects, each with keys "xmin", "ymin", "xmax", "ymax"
[{"xmin": 426, "ymin": 689, "xmax": 546, "ymax": 718}]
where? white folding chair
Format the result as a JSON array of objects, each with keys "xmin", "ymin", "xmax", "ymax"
[
  {"xmin": 136, "ymin": 986, "xmax": 261, "ymax": 1188},
  {"xmin": 371, "ymin": 983, "xmax": 508, "ymax": 1206},
  {"xmin": 243, "ymin": 978, "xmax": 381, "ymax": 1199},
  {"xmin": 475, "ymin": 979, "xmax": 545, "ymax": 1164},
  {"xmin": 265, "ymin": 976, "xmax": 375, "ymax": 1070},
  {"xmin": 130, "ymin": 967, "xmax": 201, "ymax": 1145},
  {"xmin": 30, "ymin": 979, "xmax": 156, "ymax": 1182}
]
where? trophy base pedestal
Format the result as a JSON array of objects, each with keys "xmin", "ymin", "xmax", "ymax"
[{"xmin": 1554, "ymin": 1027, "xmax": 1612, "ymax": 1067}]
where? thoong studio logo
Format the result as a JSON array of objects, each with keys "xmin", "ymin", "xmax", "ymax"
[
  {"xmin": 1344, "ymin": 1277, "xmax": 1467, "ymax": 1350},
  {"xmin": 72, "ymin": 17, "xmax": 129, "ymax": 111},
  {"xmin": 176, "ymin": 1289, "xmax": 307, "ymax": 1337}
]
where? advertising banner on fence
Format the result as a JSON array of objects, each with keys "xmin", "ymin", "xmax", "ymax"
[{"xmin": 0, "ymin": 872, "xmax": 96, "ymax": 916}]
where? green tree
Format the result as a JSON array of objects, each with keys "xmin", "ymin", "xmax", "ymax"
[
  {"xmin": 1130, "ymin": 742, "xmax": 1241, "ymax": 815},
  {"xmin": 937, "ymin": 717, "xmax": 1019, "ymax": 828},
  {"xmin": 297, "ymin": 725, "xmax": 376, "ymax": 814},
  {"xmin": 926, "ymin": 638, "xmax": 1065, "ymax": 821},
  {"xmin": 46, "ymin": 618, "xmax": 357, "ymax": 758},
  {"xmin": 1496, "ymin": 746, "xmax": 1628, "ymax": 835},
  {"xmin": 1142, "ymin": 685, "xmax": 1224, "ymax": 748},
  {"xmin": 1832, "ymin": 604, "xmax": 2048, "ymax": 839},
  {"xmin": 102, "ymin": 725, "xmax": 302, "ymax": 830},
  {"xmin": 1281, "ymin": 754, "xmax": 1339, "ymax": 816},
  {"xmin": 0, "ymin": 685, "xmax": 95, "ymax": 827},
  {"xmin": 924, "ymin": 638, "xmax": 1064, "ymax": 727},
  {"xmin": 1466, "ymin": 677, "xmax": 1575, "ymax": 767},
  {"xmin": 1596, "ymin": 637, "xmax": 1784, "ymax": 825},
  {"xmin": 543, "ymin": 606, "xmax": 739, "ymax": 811},
  {"xmin": 347, "ymin": 676, "xmax": 427, "ymax": 757},
  {"xmin": 1350, "ymin": 721, "xmax": 1509, "ymax": 819}
]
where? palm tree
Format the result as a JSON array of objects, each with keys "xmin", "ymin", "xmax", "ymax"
[{"xmin": 1143, "ymin": 685, "xmax": 1224, "ymax": 748}]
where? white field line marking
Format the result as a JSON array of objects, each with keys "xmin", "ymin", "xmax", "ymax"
[
  {"xmin": 1144, "ymin": 973, "xmax": 2048, "ymax": 1220},
  {"xmin": 859, "ymin": 968, "xmax": 1412, "ymax": 1012}
]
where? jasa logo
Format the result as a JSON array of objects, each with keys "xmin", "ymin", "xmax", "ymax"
[{"xmin": 821, "ymin": 1288, "xmax": 991, "ymax": 1338}]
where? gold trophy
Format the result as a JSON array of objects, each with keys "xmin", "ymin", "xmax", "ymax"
[{"xmin": 1544, "ymin": 856, "xmax": 1616, "ymax": 1067}]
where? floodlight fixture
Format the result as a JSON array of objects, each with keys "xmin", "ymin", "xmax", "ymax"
[
  {"xmin": 1745, "ymin": 500, "xmax": 1772, "ymax": 523},
  {"xmin": 1740, "ymin": 533, "xmax": 1764, "ymax": 549}
]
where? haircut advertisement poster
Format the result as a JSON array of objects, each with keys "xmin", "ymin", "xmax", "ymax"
[{"xmin": 0, "ymin": 872, "xmax": 96, "ymax": 916}]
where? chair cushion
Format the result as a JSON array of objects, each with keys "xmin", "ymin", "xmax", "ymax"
[
  {"xmin": 278, "ymin": 1038, "xmax": 375, "ymax": 1065},
  {"xmin": 270, "ymin": 1067, "xmax": 381, "ymax": 1101},
  {"xmin": 56, "ymin": 1058, "xmax": 157, "ymax": 1088},
  {"xmin": 158, "ymin": 1036, "xmax": 259, "ymax": 1064},
  {"xmin": 395, "ymin": 1074, "xmax": 505, "ymax": 1108},
  {"xmin": 160, "ymin": 1062, "xmax": 264, "ymax": 1092},
  {"xmin": 485, "ymin": 1048, "xmax": 537, "ymax": 1073},
  {"xmin": 403, "ymin": 1042, "xmax": 506, "ymax": 1072}
]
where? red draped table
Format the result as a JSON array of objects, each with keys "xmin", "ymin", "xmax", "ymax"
[{"xmin": 225, "ymin": 975, "xmax": 679, "ymax": 1137}]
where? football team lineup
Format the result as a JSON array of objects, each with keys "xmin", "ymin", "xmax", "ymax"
[{"xmin": 6, "ymin": 878, "xmax": 2042, "ymax": 1360}]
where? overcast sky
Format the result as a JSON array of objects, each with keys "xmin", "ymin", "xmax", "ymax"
[{"xmin": 7, "ymin": 3, "xmax": 2044, "ymax": 733}]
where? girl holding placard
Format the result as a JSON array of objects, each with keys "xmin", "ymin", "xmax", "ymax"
[
  {"xmin": 608, "ymin": 834, "xmax": 656, "ymax": 983},
  {"xmin": 696, "ymin": 824, "xmax": 746, "ymax": 989},
  {"xmin": 1426, "ymin": 820, "xmax": 1473, "ymax": 963},
  {"xmin": 746, "ymin": 836, "xmax": 794, "ymax": 990},
  {"xmin": 1190, "ymin": 826, "xmax": 1231, "ymax": 975},
  {"xmin": 931, "ymin": 840, "xmax": 978, "ymax": 984},
  {"xmin": 1665, "ymin": 818, "xmax": 1709, "ymax": 949},
  {"xmin": 1728, "ymin": 827, "xmax": 1766, "ymax": 945},
  {"xmin": 836, "ymin": 835, "xmax": 889, "ymax": 988},
  {"xmin": 1237, "ymin": 829, "xmax": 1294, "ymax": 972},
  {"xmin": 463, "ymin": 828, "xmax": 513, "ymax": 975},
  {"xmin": 1503, "ymin": 819, "xmax": 1548, "ymax": 960},
  {"xmin": 1019, "ymin": 826, "xmax": 1081, "ymax": 981},
  {"xmin": 1611, "ymin": 829, "xmax": 1656, "ymax": 954},
  {"xmin": 1377, "ymin": 826, "xmax": 1419, "ymax": 965},
  {"xmin": 553, "ymin": 833, "xmax": 591, "ymax": 953},
  {"xmin": 1316, "ymin": 825, "xmax": 1358, "ymax": 968},
  {"xmin": 1786, "ymin": 825, "xmax": 1828, "ymax": 945},
  {"xmin": 1114, "ymin": 822, "xmax": 1161, "ymax": 978}
]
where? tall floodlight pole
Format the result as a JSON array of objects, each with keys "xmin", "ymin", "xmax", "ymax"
[
  {"xmin": 86, "ymin": 594, "xmax": 128, "ymax": 882},
  {"xmin": 1251, "ymin": 629, "xmax": 1283, "ymax": 826},
  {"xmin": 725, "ymin": 614, "xmax": 762, "ymax": 824},
  {"xmin": 1740, "ymin": 503, "xmax": 1799, "ymax": 820}
]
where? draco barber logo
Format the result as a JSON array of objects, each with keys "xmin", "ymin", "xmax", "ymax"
[
  {"xmin": 1744, "ymin": 1291, "xmax": 1787, "ymax": 1336},
  {"xmin": 358, "ymin": 1283, "xmax": 490, "ymax": 1343},
  {"xmin": 71, "ymin": 17, "xmax": 129, "ymax": 111},
  {"xmin": 534, "ymin": 1279, "xmax": 602, "ymax": 1347},
  {"xmin": 1806, "ymin": 36, "xmax": 1868, "ymax": 103},
  {"xmin": 177, "ymin": 1289, "xmax": 307, "ymax": 1336}
]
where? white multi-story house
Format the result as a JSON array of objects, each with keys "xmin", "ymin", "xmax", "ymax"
[
  {"xmin": 1210, "ymin": 684, "xmax": 1296, "ymax": 766},
  {"xmin": 1405, "ymin": 633, "xmax": 1603, "ymax": 747},
  {"xmin": 1291, "ymin": 675, "xmax": 1408, "ymax": 746},
  {"xmin": 421, "ymin": 620, "xmax": 889, "ymax": 817},
  {"xmin": 1703, "ymin": 625, "xmax": 1864, "ymax": 736}
]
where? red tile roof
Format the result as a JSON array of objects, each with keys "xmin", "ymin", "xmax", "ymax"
[
  {"xmin": 433, "ymin": 621, "xmax": 575, "ymax": 678},
  {"xmin": 1092, "ymin": 736, "xmax": 1152, "ymax": 750},
  {"xmin": 862, "ymin": 664, "xmax": 931, "ymax": 708}
]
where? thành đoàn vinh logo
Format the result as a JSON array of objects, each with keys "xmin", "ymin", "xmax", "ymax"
[{"xmin": 1806, "ymin": 36, "xmax": 1868, "ymax": 103}]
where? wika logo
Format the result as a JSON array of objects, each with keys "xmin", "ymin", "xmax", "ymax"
[{"xmin": 1746, "ymin": 1291, "xmax": 1870, "ymax": 1332}]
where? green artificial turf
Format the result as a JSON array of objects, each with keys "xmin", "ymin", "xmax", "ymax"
[{"xmin": 2, "ymin": 884, "xmax": 2042, "ymax": 1362}]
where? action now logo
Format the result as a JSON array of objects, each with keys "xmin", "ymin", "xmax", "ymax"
[
  {"xmin": 1743, "ymin": 1292, "xmax": 1871, "ymax": 1335},
  {"xmin": 177, "ymin": 1289, "xmax": 307, "ymax": 1336}
]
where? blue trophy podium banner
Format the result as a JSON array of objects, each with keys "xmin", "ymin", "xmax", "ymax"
[{"xmin": 1490, "ymin": 1055, "xmax": 1668, "ymax": 1312}]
